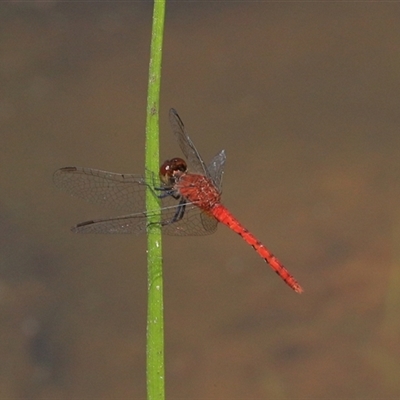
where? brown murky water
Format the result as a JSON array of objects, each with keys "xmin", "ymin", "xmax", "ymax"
[{"xmin": 1, "ymin": 3, "xmax": 400, "ymax": 399}]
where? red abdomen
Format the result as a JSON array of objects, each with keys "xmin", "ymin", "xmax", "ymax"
[
  {"xmin": 176, "ymin": 174, "xmax": 303, "ymax": 293},
  {"xmin": 212, "ymin": 204, "xmax": 303, "ymax": 293}
]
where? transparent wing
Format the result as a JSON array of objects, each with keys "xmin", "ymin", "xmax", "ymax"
[
  {"xmin": 162, "ymin": 206, "xmax": 218, "ymax": 236},
  {"xmin": 54, "ymin": 166, "xmax": 219, "ymax": 236},
  {"xmin": 53, "ymin": 167, "xmax": 151, "ymax": 213},
  {"xmin": 71, "ymin": 203, "xmax": 218, "ymax": 236},
  {"xmin": 169, "ymin": 108, "xmax": 209, "ymax": 176},
  {"xmin": 207, "ymin": 149, "xmax": 226, "ymax": 191},
  {"xmin": 54, "ymin": 109, "xmax": 226, "ymax": 236}
]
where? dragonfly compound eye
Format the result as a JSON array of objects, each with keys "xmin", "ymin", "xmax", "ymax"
[{"xmin": 159, "ymin": 158, "xmax": 187, "ymax": 184}]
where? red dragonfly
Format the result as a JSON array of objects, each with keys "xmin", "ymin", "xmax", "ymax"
[{"xmin": 54, "ymin": 109, "xmax": 303, "ymax": 293}]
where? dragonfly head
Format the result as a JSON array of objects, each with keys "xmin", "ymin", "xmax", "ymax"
[{"xmin": 160, "ymin": 158, "xmax": 187, "ymax": 186}]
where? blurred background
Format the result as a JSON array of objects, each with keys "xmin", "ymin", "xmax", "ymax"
[{"xmin": 1, "ymin": 2, "xmax": 400, "ymax": 399}]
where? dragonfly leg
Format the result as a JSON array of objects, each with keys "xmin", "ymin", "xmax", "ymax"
[
  {"xmin": 161, "ymin": 197, "xmax": 187, "ymax": 226},
  {"xmin": 147, "ymin": 196, "xmax": 187, "ymax": 230},
  {"xmin": 154, "ymin": 186, "xmax": 180, "ymax": 200}
]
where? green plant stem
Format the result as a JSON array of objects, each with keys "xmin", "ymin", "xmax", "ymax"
[{"xmin": 145, "ymin": 1, "xmax": 166, "ymax": 400}]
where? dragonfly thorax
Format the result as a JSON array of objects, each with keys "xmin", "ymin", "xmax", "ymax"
[{"xmin": 160, "ymin": 157, "xmax": 187, "ymax": 186}]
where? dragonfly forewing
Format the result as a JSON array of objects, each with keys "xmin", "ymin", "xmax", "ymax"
[
  {"xmin": 54, "ymin": 167, "xmax": 219, "ymax": 235},
  {"xmin": 169, "ymin": 108, "xmax": 209, "ymax": 176},
  {"xmin": 53, "ymin": 167, "xmax": 154, "ymax": 213},
  {"xmin": 54, "ymin": 110, "xmax": 225, "ymax": 236}
]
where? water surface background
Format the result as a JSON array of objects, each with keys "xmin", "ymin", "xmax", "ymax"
[{"xmin": 1, "ymin": 3, "xmax": 400, "ymax": 399}]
